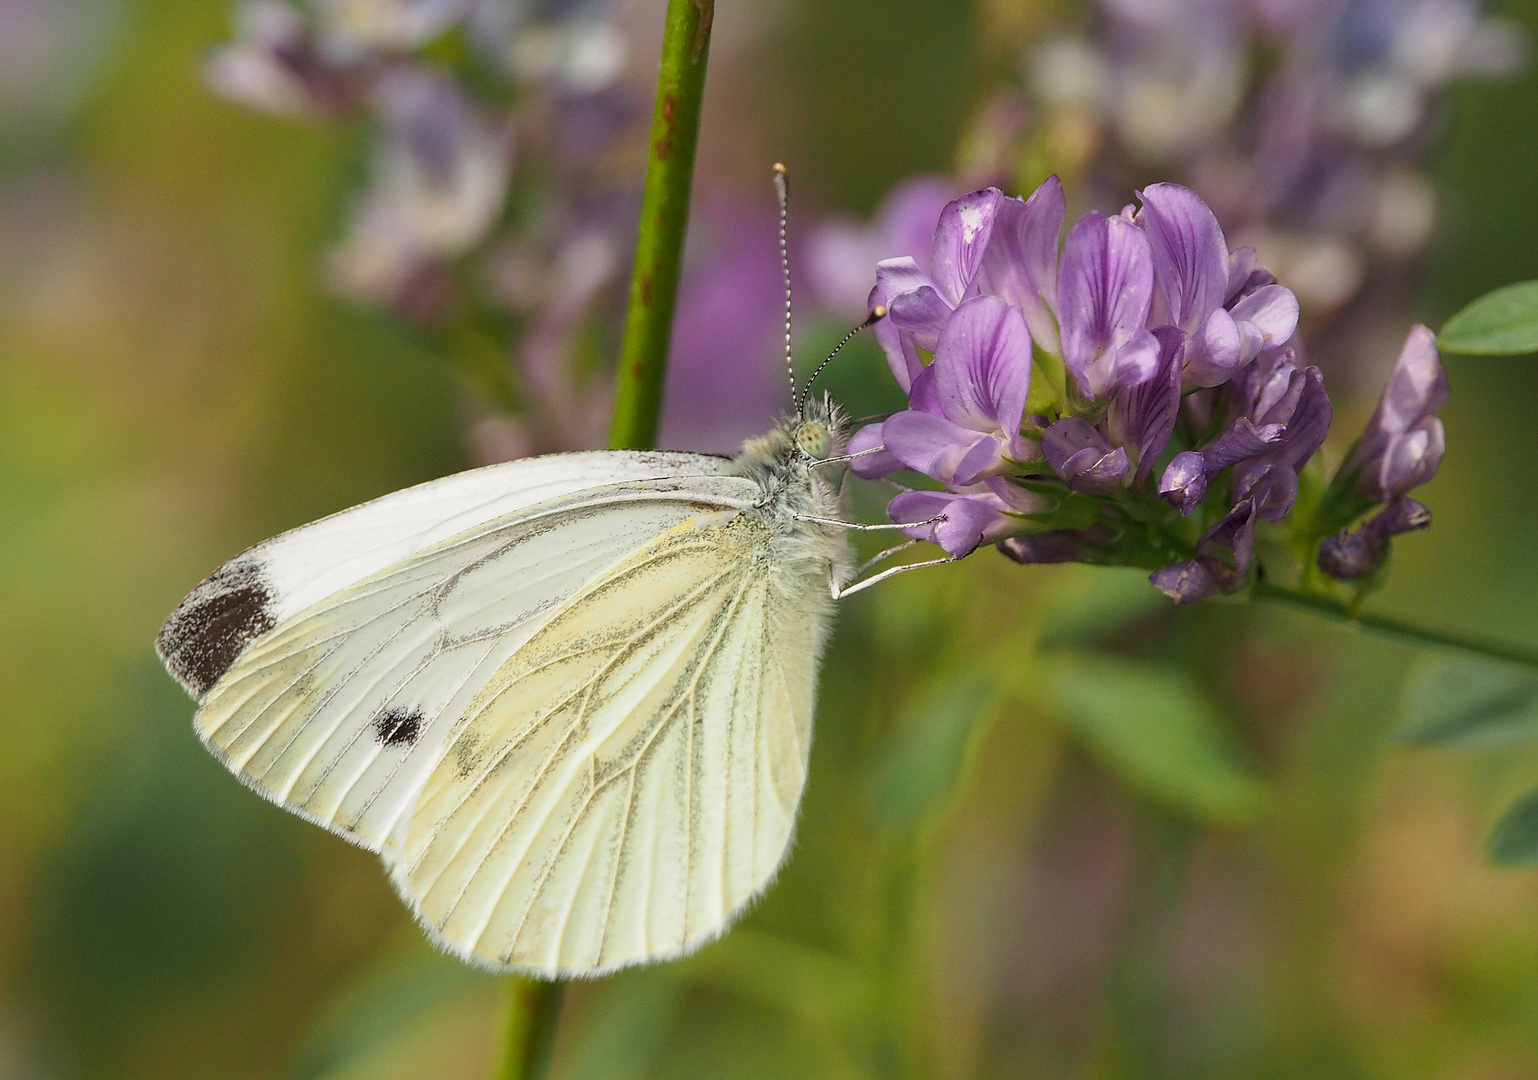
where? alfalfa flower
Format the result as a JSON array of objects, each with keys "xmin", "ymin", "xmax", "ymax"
[{"xmin": 844, "ymin": 174, "xmax": 1446, "ymax": 603}]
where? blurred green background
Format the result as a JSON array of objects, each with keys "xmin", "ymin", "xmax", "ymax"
[{"xmin": 4, "ymin": 0, "xmax": 1538, "ymax": 1078}]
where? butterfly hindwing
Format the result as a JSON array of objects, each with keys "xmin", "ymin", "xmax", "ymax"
[{"xmin": 387, "ymin": 508, "xmax": 824, "ymax": 975}]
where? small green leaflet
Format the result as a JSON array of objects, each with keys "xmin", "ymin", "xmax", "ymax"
[
  {"xmin": 1438, "ymin": 280, "xmax": 1538, "ymax": 356},
  {"xmin": 1041, "ymin": 651, "xmax": 1266, "ymax": 826},
  {"xmin": 1396, "ymin": 658, "xmax": 1538, "ymax": 749}
]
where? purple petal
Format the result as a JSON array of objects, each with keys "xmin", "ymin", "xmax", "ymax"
[
  {"xmin": 1110, "ymin": 330, "xmax": 1162, "ymax": 389},
  {"xmin": 870, "ymin": 255, "xmax": 935, "ymax": 307},
  {"xmin": 1225, "ymin": 247, "xmax": 1259, "ymax": 303},
  {"xmin": 1106, "ymin": 326, "xmax": 1184, "ymax": 482},
  {"xmin": 846, "ymin": 422, "xmax": 902, "ymax": 479},
  {"xmin": 1202, "ymin": 417, "xmax": 1286, "ymax": 472},
  {"xmin": 1317, "ymin": 532, "xmax": 1377, "ymax": 580},
  {"xmin": 1363, "ymin": 495, "xmax": 1433, "ymax": 542},
  {"xmin": 929, "ymin": 295, "xmax": 1033, "ymax": 445},
  {"xmin": 997, "ymin": 528, "xmax": 1110, "ymax": 564},
  {"xmin": 1195, "ymin": 499, "xmax": 1258, "ymax": 579},
  {"xmin": 1159, "ymin": 451, "xmax": 1208, "ymax": 515},
  {"xmin": 1042, "ymin": 417, "xmax": 1129, "ymax": 494},
  {"xmin": 1232, "ymin": 462, "xmax": 1299, "ymax": 521},
  {"xmin": 1183, "ymin": 308, "xmax": 1243, "ymax": 388},
  {"xmin": 882, "ymin": 409, "xmax": 1003, "ymax": 485},
  {"xmin": 1230, "ymin": 284, "xmax": 1299, "ymax": 350},
  {"xmin": 886, "ymin": 285, "xmax": 952, "ymax": 352},
  {"xmin": 1058, "ymin": 212, "xmax": 1155, "ymax": 399},
  {"xmin": 1370, "ymin": 416, "xmax": 1445, "ymax": 499},
  {"xmin": 1375, "ymin": 324, "xmax": 1449, "ymax": 437},
  {"xmin": 1319, "ymin": 496, "xmax": 1432, "ymax": 579},
  {"xmin": 974, "ymin": 175, "xmax": 1065, "ymax": 354},
  {"xmin": 1139, "ymin": 183, "xmax": 1230, "ymax": 337},
  {"xmin": 1158, "ymin": 500, "xmax": 1259, "ymax": 598},
  {"xmin": 1151, "ymin": 560, "xmax": 1222, "ymax": 603},
  {"xmin": 872, "ymin": 321, "xmax": 924, "ymax": 393},
  {"xmin": 889, "ymin": 489, "xmax": 1017, "ymax": 558},
  {"xmin": 870, "ymin": 257, "xmax": 937, "ymax": 390},
  {"xmin": 930, "ymin": 188, "xmax": 1004, "ymax": 306},
  {"xmin": 1263, "ymin": 366, "xmax": 1332, "ymax": 469}
]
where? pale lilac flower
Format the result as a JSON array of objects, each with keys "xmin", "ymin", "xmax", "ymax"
[
  {"xmin": 889, "ymin": 480, "xmax": 1042, "ymax": 558},
  {"xmin": 1042, "ymin": 418, "xmax": 1129, "ymax": 495},
  {"xmin": 330, "ymin": 66, "xmax": 512, "ymax": 308},
  {"xmin": 1340, "ymin": 323, "xmax": 1448, "ymax": 500},
  {"xmin": 204, "ymin": 1, "xmax": 356, "ymax": 117},
  {"xmin": 1139, "ymin": 184, "xmax": 1300, "ymax": 388},
  {"xmin": 1151, "ymin": 500, "xmax": 1258, "ymax": 602},
  {"xmin": 1103, "ymin": 325, "xmax": 1184, "ymax": 482},
  {"xmin": 875, "ymin": 296, "xmax": 1034, "ymax": 486},
  {"xmin": 1317, "ymin": 495, "xmax": 1432, "ymax": 578},
  {"xmin": 313, "ymin": 0, "xmax": 475, "ymax": 54},
  {"xmin": 1056, "ymin": 210, "xmax": 1160, "ymax": 398},
  {"xmin": 869, "ymin": 182, "xmax": 1062, "ymax": 392},
  {"xmin": 1158, "ymin": 357, "xmax": 1329, "ymax": 519}
]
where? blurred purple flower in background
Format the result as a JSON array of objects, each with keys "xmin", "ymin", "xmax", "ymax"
[
  {"xmin": 204, "ymin": 0, "xmax": 643, "ymax": 455},
  {"xmin": 965, "ymin": 0, "xmax": 1528, "ymax": 400}
]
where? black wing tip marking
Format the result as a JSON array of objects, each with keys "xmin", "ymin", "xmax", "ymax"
[
  {"xmin": 156, "ymin": 557, "xmax": 279, "ymax": 700},
  {"xmin": 373, "ymin": 706, "xmax": 425, "ymax": 749}
]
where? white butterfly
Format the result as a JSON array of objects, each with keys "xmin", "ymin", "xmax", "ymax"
[{"xmin": 156, "ymin": 394, "xmax": 937, "ymax": 976}]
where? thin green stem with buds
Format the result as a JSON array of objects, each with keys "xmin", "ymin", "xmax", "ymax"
[
  {"xmin": 493, "ymin": 2, "xmax": 714, "ymax": 1075},
  {"xmin": 609, "ymin": 0, "xmax": 716, "ymax": 449},
  {"xmin": 1252, "ymin": 580, "xmax": 1538, "ymax": 670}
]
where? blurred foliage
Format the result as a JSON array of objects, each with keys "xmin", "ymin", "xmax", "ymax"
[{"xmin": 3, "ymin": 0, "xmax": 1538, "ymax": 1078}]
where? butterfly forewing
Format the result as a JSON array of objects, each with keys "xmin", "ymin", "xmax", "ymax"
[
  {"xmin": 187, "ymin": 471, "xmax": 759, "ymax": 853},
  {"xmin": 390, "ymin": 510, "xmax": 820, "ymax": 974}
]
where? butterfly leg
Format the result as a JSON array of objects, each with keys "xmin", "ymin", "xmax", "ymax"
[
  {"xmin": 795, "ymin": 514, "xmax": 942, "ymax": 532},
  {"xmin": 848, "ymin": 538, "xmax": 919, "ymax": 581},
  {"xmin": 832, "ymin": 555, "xmax": 956, "ymax": 599}
]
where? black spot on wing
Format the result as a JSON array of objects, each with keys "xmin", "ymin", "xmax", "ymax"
[
  {"xmin": 374, "ymin": 706, "xmax": 424, "ymax": 749},
  {"xmin": 156, "ymin": 557, "xmax": 278, "ymax": 700}
]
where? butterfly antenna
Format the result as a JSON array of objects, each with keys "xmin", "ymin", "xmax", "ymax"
[
  {"xmin": 796, "ymin": 304, "xmax": 887, "ymax": 413},
  {"xmin": 773, "ymin": 162, "xmax": 797, "ymax": 413}
]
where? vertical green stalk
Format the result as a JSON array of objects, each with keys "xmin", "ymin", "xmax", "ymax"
[
  {"xmin": 493, "ymin": 5, "xmax": 713, "ymax": 1076},
  {"xmin": 609, "ymin": 0, "xmax": 716, "ymax": 450},
  {"xmin": 494, "ymin": 979, "xmax": 564, "ymax": 1080}
]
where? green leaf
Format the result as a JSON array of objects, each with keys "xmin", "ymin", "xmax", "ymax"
[
  {"xmin": 1438, "ymin": 280, "xmax": 1538, "ymax": 356},
  {"xmin": 1488, "ymin": 787, "xmax": 1538, "ymax": 865},
  {"xmin": 1043, "ymin": 652, "xmax": 1266, "ymax": 826},
  {"xmin": 1397, "ymin": 658, "xmax": 1538, "ymax": 749},
  {"xmin": 869, "ymin": 669, "xmax": 998, "ymax": 831}
]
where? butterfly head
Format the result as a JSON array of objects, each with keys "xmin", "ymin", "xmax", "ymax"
[{"xmin": 792, "ymin": 420, "xmax": 832, "ymax": 460}]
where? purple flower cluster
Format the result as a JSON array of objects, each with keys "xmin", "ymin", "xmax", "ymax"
[{"xmin": 848, "ymin": 178, "xmax": 1449, "ymax": 601}]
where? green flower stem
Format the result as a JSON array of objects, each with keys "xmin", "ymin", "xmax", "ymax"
[
  {"xmin": 494, "ymin": 979, "xmax": 564, "ymax": 1080},
  {"xmin": 492, "ymin": 4, "xmax": 715, "ymax": 1072},
  {"xmin": 1251, "ymin": 580, "xmax": 1538, "ymax": 669},
  {"xmin": 609, "ymin": 0, "xmax": 716, "ymax": 450}
]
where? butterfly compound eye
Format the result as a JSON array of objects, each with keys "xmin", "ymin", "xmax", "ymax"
[{"xmin": 794, "ymin": 421, "xmax": 832, "ymax": 460}]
